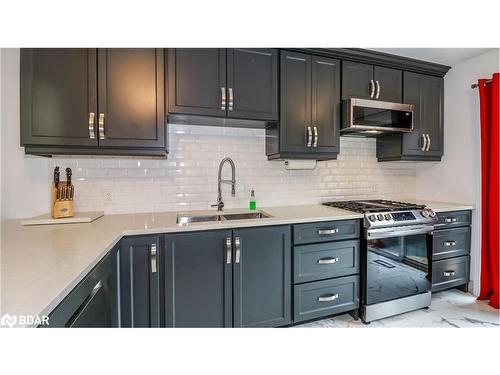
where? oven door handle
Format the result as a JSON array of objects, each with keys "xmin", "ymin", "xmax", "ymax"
[{"xmin": 366, "ymin": 225, "xmax": 434, "ymax": 240}]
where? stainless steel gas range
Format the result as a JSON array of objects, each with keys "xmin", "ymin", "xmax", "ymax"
[{"xmin": 323, "ymin": 200, "xmax": 438, "ymax": 323}]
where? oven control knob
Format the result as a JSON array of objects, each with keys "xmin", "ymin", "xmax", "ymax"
[
  {"xmin": 376, "ymin": 214, "xmax": 384, "ymax": 221},
  {"xmin": 421, "ymin": 210, "xmax": 430, "ymax": 218},
  {"xmin": 428, "ymin": 209, "xmax": 436, "ymax": 217},
  {"xmin": 368, "ymin": 214, "xmax": 376, "ymax": 222},
  {"xmin": 384, "ymin": 213, "xmax": 392, "ymax": 220}
]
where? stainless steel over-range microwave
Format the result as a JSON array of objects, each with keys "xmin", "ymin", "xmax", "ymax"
[{"xmin": 341, "ymin": 98, "xmax": 415, "ymax": 137}]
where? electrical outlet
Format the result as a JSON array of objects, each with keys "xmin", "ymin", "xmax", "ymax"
[
  {"xmin": 103, "ymin": 189, "xmax": 113, "ymax": 205},
  {"xmin": 371, "ymin": 184, "xmax": 379, "ymax": 193}
]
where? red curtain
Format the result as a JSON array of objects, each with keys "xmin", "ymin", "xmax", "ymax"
[{"xmin": 477, "ymin": 72, "xmax": 500, "ymax": 309}]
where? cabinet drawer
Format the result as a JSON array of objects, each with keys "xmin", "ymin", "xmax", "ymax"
[
  {"xmin": 294, "ymin": 275, "xmax": 359, "ymax": 323},
  {"xmin": 294, "ymin": 240, "xmax": 359, "ymax": 283},
  {"xmin": 434, "ymin": 210, "xmax": 471, "ymax": 229},
  {"xmin": 293, "ymin": 219, "xmax": 360, "ymax": 245},
  {"xmin": 432, "ymin": 227, "xmax": 471, "ymax": 261},
  {"xmin": 432, "ymin": 256, "xmax": 469, "ymax": 292}
]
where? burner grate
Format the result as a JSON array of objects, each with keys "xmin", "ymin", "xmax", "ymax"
[{"xmin": 323, "ymin": 199, "xmax": 426, "ymax": 214}]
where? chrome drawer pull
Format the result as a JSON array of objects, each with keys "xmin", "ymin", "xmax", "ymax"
[
  {"xmin": 228, "ymin": 87, "xmax": 234, "ymax": 111},
  {"xmin": 317, "ymin": 257, "xmax": 339, "ymax": 265},
  {"xmin": 221, "ymin": 87, "xmax": 226, "ymax": 110},
  {"xmin": 313, "ymin": 126, "xmax": 318, "ymax": 147},
  {"xmin": 306, "ymin": 126, "xmax": 313, "ymax": 147},
  {"xmin": 444, "ymin": 217, "xmax": 457, "ymax": 223},
  {"xmin": 234, "ymin": 236, "xmax": 241, "ymax": 264},
  {"xmin": 317, "ymin": 228, "xmax": 339, "ymax": 235},
  {"xmin": 443, "ymin": 270, "xmax": 456, "ymax": 277},
  {"xmin": 98, "ymin": 113, "xmax": 105, "ymax": 140},
  {"xmin": 318, "ymin": 293, "xmax": 339, "ymax": 302},
  {"xmin": 88, "ymin": 112, "xmax": 95, "ymax": 139},
  {"xmin": 444, "ymin": 240, "xmax": 457, "ymax": 247},
  {"xmin": 375, "ymin": 80, "xmax": 381, "ymax": 99},
  {"xmin": 369, "ymin": 80, "xmax": 375, "ymax": 98}
]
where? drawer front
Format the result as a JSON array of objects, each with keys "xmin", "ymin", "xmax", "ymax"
[
  {"xmin": 434, "ymin": 210, "xmax": 471, "ymax": 229},
  {"xmin": 294, "ymin": 275, "xmax": 359, "ymax": 323},
  {"xmin": 432, "ymin": 256, "xmax": 469, "ymax": 292},
  {"xmin": 294, "ymin": 240, "xmax": 359, "ymax": 283},
  {"xmin": 432, "ymin": 227, "xmax": 471, "ymax": 261},
  {"xmin": 293, "ymin": 219, "xmax": 360, "ymax": 245}
]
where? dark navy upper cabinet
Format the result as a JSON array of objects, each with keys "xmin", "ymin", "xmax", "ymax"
[
  {"xmin": 45, "ymin": 246, "xmax": 119, "ymax": 328},
  {"xmin": 120, "ymin": 235, "xmax": 161, "ymax": 328},
  {"xmin": 377, "ymin": 72, "xmax": 444, "ymax": 161},
  {"xmin": 21, "ymin": 48, "xmax": 167, "ymax": 157},
  {"xmin": 164, "ymin": 230, "xmax": 233, "ymax": 327},
  {"xmin": 168, "ymin": 48, "xmax": 278, "ymax": 122},
  {"xmin": 232, "ymin": 226, "xmax": 291, "ymax": 328},
  {"xmin": 266, "ymin": 51, "xmax": 340, "ymax": 160},
  {"xmin": 341, "ymin": 61, "xmax": 402, "ymax": 102}
]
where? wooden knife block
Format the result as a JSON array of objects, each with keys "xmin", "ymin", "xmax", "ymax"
[{"xmin": 51, "ymin": 182, "xmax": 74, "ymax": 219}]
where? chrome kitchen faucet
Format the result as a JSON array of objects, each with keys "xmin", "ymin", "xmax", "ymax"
[{"xmin": 211, "ymin": 157, "xmax": 236, "ymax": 211}]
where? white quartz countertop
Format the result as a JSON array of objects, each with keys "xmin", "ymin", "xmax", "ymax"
[{"xmin": 0, "ymin": 200, "xmax": 473, "ymax": 327}]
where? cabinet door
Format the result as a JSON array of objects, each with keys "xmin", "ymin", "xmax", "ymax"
[
  {"xmin": 226, "ymin": 48, "xmax": 278, "ymax": 121},
  {"xmin": 341, "ymin": 61, "xmax": 373, "ymax": 100},
  {"xmin": 374, "ymin": 66, "xmax": 402, "ymax": 102},
  {"xmin": 280, "ymin": 51, "xmax": 311, "ymax": 153},
  {"xmin": 120, "ymin": 236, "xmax": 161, "ymax": 328},
  {"xmin": 311, "ymin": 56, "xmax": 340, "ymax": 154},
  {"xmin": 401, "ymin": 72, "xmax": 427, "ymax": 156},
  {"xmin": 168, "ymin": 48, "xmax": 226, "ymax": 117},
  {"xmin": 97, "ymin": 49, "xmax": 165, "ymax": 149},
  {"xmin": 233, "ymin": 226, "xmax": 291, "ymax": 328},
  {"xmin": 20, "ymin": 48, "xmax": 98, "ymax": 147},
  {"xmin": 422, "ymin": 75, "xmax": 444, "ymax": 157},
  {"xmin": 164, "ymin": 230, "xmax": 232, "ymax": 327},
  {"xmin": 46, "ymin": 247, "xmax": 118, "ymax": 328}
]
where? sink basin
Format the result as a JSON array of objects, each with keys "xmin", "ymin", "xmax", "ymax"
[{"xmin": 176, "ymin": 211, "xmax": 271, "ymax": 224}]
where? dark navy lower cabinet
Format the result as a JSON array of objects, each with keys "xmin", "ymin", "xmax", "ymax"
[
  {"xmin": 233, "ymin": 226, "xmax": 291, "ymax": 328},
  {"xmin": 120, "ymin": 235, "xmax": 161, "ymax": 327},
  {"xmin": 164, "ymin": 230, "xmax": 233, "ymax": 327},
  {"xmin": 45, "ymin": 245, "xmax": 119, "ymax": 328}
]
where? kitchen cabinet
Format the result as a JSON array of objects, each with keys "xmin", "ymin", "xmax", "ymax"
[
  {"xmin": 44, "ymin": 246, "xmax": 119, "ymax": 328},
  {"xmin": 164, "ymin": 230, "xmax": 233, "ymax": 328},
  {"xmin": 266, "ymin": 51, "xmax": 340, "ymax": 160},
  {"xmin": 431, "ymin": 210, "xmax": 471, "ymax": 293},
  {"xmin": 20, "ymin": 48, "xmax": 167, "ymax": 157},
  {"xmin": 164, "ymin": 226, "xmax": 291, "ymax": 328},
  {"xmin": 376, "ymin": 72, "xmax": 444, "ymax": 161},
  {"xmin": 168, "ymin": 48, "xmax": 278, "ymax": 122},
  {"xmin": 233, "ymin": 226, "xmax": 291, "ymax": 328},
  {"xmin": 120, "ymin": 235, "xmax": 161, "ymax": 328},
  {"xmin": 341, "ymin": 61, "xmax": 402, "ymax": 102}
]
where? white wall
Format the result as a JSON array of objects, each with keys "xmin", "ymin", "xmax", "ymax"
[
  {"xmin": 415, "ymin": 49, "xmax": 500, "ymax": 295},
  {"xmin": 0, "ymin": 48, "xmax": 417, "ymax": 219}
]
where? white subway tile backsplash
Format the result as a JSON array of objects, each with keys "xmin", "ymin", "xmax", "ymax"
[{"xmin": 48, "ymin": 124, "xmax": 416, "ymax": 214}]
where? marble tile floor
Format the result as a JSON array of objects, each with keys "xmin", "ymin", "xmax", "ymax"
[{"xmin": 297, "ymin": 289, "xmax": 500, "ymax": 328}]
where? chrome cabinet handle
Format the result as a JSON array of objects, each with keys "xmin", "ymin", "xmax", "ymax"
[
  {"xmin": 306, "ymin": 126, "xmax": 313, "ymax": 147},
  {"xmin": 375, "ymin": 80, "xmax": 381, "ymax": 99},
  {"xmin": 317, "ymin": 228, "xmax": 339, "ymax": 235},
  {"xmin": 444, "ymin": 217, "xmax": 457, "ymax": 223},
  {"xmin": 426, "ymin": 134, "xmax": 431, "ymax": 151},
  {"xmin": 369, "ymin": 79, "xmax": 375, "ymax": 98},
  {"xmin": 444, "ymin": 240, "xmax": 457, "ymax": 247},
  {"xmin": 421, "ymin": 133, "xmax": 427, "ymax": 151},
  {"xmin": 225, "ymin": 237, "xmax": 232, "ymax": 264},
  {"xmin": 317, "ymin": 257, "xmax": 339, "ymax": 265},
  {"xmin": 443, "ymin": 270, "xmax": 456, "ymax": 277},
  {"xmin": 88, "ymin": 112, "xmax": 95, "ymax": 139},
  {"xmin": 221, "ymin": 87, "xmax": 226, "ymax": 111},
  {"xmin": 150, "ymin": 244, "xmax": 157, "ymax": 273},
  {"xmin": 313, "ymin": 126, "xmax": 318, "ymax": 147},
  {"xmin": 318, "ymin": 293, "xmax": 339, "ymax": 302},
  {"xmin": 98, "ymin": 113, "xmax": 105, "ymax": 140},
  {"xmin": 228, "ymin": 87, "xmax": 233, "ymax": 111},
  {"xmin": 234, "ymin": 236, "xmax": 241, "ymax": 264}
]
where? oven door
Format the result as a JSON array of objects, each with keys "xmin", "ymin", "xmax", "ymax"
[
  {"xmin": 342, "ymin": 98, "xmax": 414, "ymax": 135},
  {"xmin": 364, "ymin": 225, "xmax": 433, "ymax": 305}
]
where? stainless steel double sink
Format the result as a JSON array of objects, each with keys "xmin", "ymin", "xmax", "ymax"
[{"xmin": 177, "ymin": 211, "xmax": 271, "ymax": 224}]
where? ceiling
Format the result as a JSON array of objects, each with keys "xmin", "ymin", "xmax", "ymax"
[{"xmin": 369, "ymin": 48, "xmax": 493, "ymax": 66}]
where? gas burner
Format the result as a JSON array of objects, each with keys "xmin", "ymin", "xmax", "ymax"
[{"xmin": 323, "ymin": 199, "xmax": 426, "ymax": 213}]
